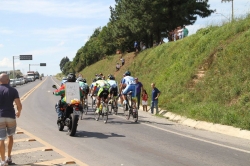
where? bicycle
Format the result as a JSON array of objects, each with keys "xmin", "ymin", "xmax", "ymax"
[
  {"xmin": 91, "ymin": 94, "xmax": 97, "ymax": 110},
  {"xmin": 108, "ymin": 96, "xmax": 118, "ymax": 115},
  {"xmin": 80, "ymin": 95, "xmax": 88, "ymax": 120},
  {"xmin": 123, "ymin": 91, "xmax": 138, "ymax": 122},
  {"xmin": 94, "ymin": 97, "xmax": 109, "ymax": 123}
]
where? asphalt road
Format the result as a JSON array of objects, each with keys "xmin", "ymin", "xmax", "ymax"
[{"xmin": 14, "ymin": 76, "xmax": 250, "ymax": 166}]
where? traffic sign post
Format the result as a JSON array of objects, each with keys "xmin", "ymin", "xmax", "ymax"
[{"xmin": 20, "ymin": 55, "xmax": 32, "ymax": 60}]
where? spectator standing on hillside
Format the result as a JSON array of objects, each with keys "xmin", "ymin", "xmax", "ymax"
[
  {"xmin": 142, "ymin": 89, "xmax": 148, "ymax": 112},
  {"xmin": 135, "ymin": 78, "xmax": 143, "ymax": 109},
  {"xmin": 0, "ymin": 73, "xmax": 22, "ymax": 165},
  {"xmin": 178, "ymin": 26, "xmax": 183, "ymax": 39},
  {"xmin": 140, "ymin": 41, "xmax": 143, "ymax": 50},
  {"xmin": 183, "ymin": 25, "xmax": 189, "ymax": 38},
  {"xmin": 120, "ymin": 58, "xmax": 125, "ymax": 66},
  {"xmin": 116, "ymin": 63, "xmax": 120, "ymax": 71},
  {"xmin": 134, "ymin": 41, "xmax": 139, "ymax": 52},
  {"xmin": 150, "ymin": 83, "xmax": 160, "ymax": 114}
]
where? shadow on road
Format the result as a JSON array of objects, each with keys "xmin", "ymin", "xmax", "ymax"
[{"xmin": 76, "ymin": 131, "xmax": 125, "ymax": 139}]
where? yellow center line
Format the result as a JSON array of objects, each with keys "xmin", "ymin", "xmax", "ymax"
[{"xmin": 14, "ymin": 77, "xmax": 89, "ymax": 166}]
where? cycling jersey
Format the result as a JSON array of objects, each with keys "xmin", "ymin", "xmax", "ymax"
[
  {"xmin": 107, "ymin": 80, "xmax": 117, "ymax": 88},
  {"xmin": 108, "ymin": 80, "xmax": 118, "ymax": 97},
  {"xmin": 79, "ymin": 82, "xmax": 89, "ymax": 93},
  {"xmin": 93, "ymin": 80, "xmax": 110, "ymax": 99},
  {"xmin": 121, "ymin": 76, "xmax": 135, "ymax": 85}
]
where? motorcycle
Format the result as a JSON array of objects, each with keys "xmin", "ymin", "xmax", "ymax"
[{"xmin": 52, "ymin": 85, "xmax": 82, "ymax": 136}]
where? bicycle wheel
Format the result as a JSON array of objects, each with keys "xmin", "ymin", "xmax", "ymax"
[
  {"xmin": 133, "ymin": 109, "xmax": 138, "ymax": 122},
  {"xmin": 112, "ymin": 100, "xmax": 118, "ymax": 115},
  {"xmin": 92, "ymin": 97, "xmax": 96, "ymax": 109},
  {"xmin": 84, "ymin": 102, "xmax": 88, "ymax": 115},
  {"xmin": 108, "ymin": 99, "xmax": 112, "ymax": 115},
  {"xmin": 94, "ymin": 107, "xmax": 100, "ymax": 121},
  {"xmin": 102, "ymin": 104, "xmax": 108, "ymax": 123},
  {"xmin": 80, "ymin": 110, "xmax": 84, "ymax": 120}
]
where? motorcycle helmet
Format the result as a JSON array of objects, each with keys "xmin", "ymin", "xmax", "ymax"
[
  {"xmin": 124, "ymin": 71, "xmax": 131, "ymax": 76},
  {"xmin": 67, "ymin": 73, "xmax": 76, "ymax": 82}
]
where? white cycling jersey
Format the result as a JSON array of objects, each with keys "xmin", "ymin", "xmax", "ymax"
[
  {"xmin": 122, "ymin": 76, "xmax": 135, "ymax": 85},
  {"xmin": 107, "ymin": 80, "xmax": 117, "ymax": 88}
]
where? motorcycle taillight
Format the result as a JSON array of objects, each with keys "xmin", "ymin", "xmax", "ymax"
[{"xmin": 74, "ymin": 107, "xmax": 79, "ymax": 111}]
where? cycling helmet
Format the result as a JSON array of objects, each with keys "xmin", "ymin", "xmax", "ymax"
[
  {"xmin": 108, "ymin": 75, "xmax": 115, "ymax": 80},
  {"xmin": 96, "ymin": 76, "xmax": 102, "ymax": 80},
  {"xmin": 67, "ymin": 73, "xmax": 76, "ymax": 82},
  {"xmin": 77, "ymin": 77, "xmax": 84, "ymax": 82},
  {"xmin": 124, "ymin": 71, "xmax": 131, "ymax": 76},
  {"xmin": 92, "ymin": 78, "xmax": 97, "ymax": 82},
  {"xmin": 82, "ymin": 78, "xmax": 87, "ymax": 83}
]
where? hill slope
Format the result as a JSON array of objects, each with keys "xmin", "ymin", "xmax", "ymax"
[{"xmin": 79, "ymin": 15, "xmax": 250, "ymax": 130}]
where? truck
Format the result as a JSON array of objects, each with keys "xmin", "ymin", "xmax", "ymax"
[
  {"xmin": 27, "ymin": 71, "xmax": 35, "ymax": 81},
  {"xmin": 35, "ymin": 71, "xmax": 40, "ymax": 79}
]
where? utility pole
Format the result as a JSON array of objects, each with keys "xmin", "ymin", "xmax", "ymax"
[{"xmin": 221, "ymin": 0, "xmax": 234, "ymax": 21}]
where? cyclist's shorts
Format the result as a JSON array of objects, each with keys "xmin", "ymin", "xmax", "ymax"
[
  {"xmin": 0, "ymin": 117, "xmax": 16, "ymax": 140},
  {"xmin": 109, "ymin": 86, "xmax": 118, "ymax": 97},
  {"xmin": 122, "ymin": 84, "xmax": 137, "ymax": 98},
  {"xmin": 93, "ymin": 87, "xmax": 99, "ymax": 96},
  {"xmin": 98, "ymin": 88, "xmax": 109, "ymax": 99},
  {"xmin": 81, "ymin": 87, "xmax": 89, "ymax": 94}
]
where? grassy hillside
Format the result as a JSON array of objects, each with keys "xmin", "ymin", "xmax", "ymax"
[{"xmin": 78, "ymin": 15, "xmax": 250, "ymax": 130}]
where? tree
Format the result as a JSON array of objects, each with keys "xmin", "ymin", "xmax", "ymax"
[{"xmin": 59, "ymin": 57, "xmax": 69, "ymax": 72}]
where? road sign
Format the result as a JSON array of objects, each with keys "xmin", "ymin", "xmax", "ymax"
[
  {"xmin": 40, "ymin": 63, "xmax": 46, "ymax": 66},
  {"xmin": 20, "ymin": 55, "xmax": 32, "ymax": 60}
]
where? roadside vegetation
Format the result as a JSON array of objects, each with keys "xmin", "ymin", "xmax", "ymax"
[{"xmin": 62, "ymin": 14, "xmax": 250, "ymax": 130}]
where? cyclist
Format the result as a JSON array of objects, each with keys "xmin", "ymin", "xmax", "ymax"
[
  {"xmin": 91, "ymin": 76, "xmax": 110, "ymax": 113},
  {"xmin": 76, "ymin": 77, "xmax": 89, "ymax": 104},
  {"xmin": 120, "ymin": 71, "xmax": 137, "ymax": 110},
  {"xmin": 107, "ymin": 75, "xmax": 118, "ymax": 109},
  {"xmin": 53, "ymin": 73, "xmax": 82, "ymax": 120}
]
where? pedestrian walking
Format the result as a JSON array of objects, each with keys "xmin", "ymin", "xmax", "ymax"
[
  {"xmin": 0, "ymin": 73, "xmax": 22, "ymax": 165},
  {"xmin": 141, "ymin": 89, "xmax": 148, "ymax": 112},
  {"xmin": 135, "ymin": 78, "xmax": 143, "ymax": 109},
  {"xmin": 150, "ymin": 83, "xmax": 160, "ymax": 114}
]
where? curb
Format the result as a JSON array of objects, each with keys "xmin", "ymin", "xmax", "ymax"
[{"xmin": 138, "ymin": 106, "xmax": 250, "ymax": 140}]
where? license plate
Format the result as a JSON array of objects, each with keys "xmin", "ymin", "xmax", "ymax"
[{"xmin": 73, "ymin": 110, "xmax": 81, "ymax": 115}]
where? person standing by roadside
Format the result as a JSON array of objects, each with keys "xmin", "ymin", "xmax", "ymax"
[
  {"xmin": 141, "ymin": 89, "xmax": 148, "ymax": 112},
  {"xmin": 151, "ymin": 83, "xmax": 160, "ymax": 114},
  {"xmin": 135, "ymin": 78, "xmax": 143, "ymax": 109},
  {"xmin": 0, "ymin": 73, "xmax": 22, "ymax": 166},
  {"xmin": 183, "ymin": 25, "xmax": 189, "ymax": 38}
]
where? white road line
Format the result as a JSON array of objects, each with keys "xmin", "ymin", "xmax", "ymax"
[{"xmin": 114, "ymin": 114, "xmax": 250, "ymax": 154}]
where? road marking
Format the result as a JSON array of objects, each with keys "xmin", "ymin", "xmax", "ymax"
[
  {"xmin": 114, "ymin": 114, "xmax": 250, "ymax": 154},
  {"xmin": 16, "ymin": 127, "xmax": 89, "ymax": 166},
  {"xmin": 15, "ymin": 77, "xmax": 89, "ymax": 166}
]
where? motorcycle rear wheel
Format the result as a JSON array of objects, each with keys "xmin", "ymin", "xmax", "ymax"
[{"xmin": 68, "ymin": 114, "xmax": 78, "ymax": 136}]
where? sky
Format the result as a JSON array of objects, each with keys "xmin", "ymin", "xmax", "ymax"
[{"xmin": 0, "ymin": 0, "xmax": 250, "ymax": 76}]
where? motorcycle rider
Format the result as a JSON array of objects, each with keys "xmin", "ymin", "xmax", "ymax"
[{"xmin": 53, "ymin": 73, "xmax": 82, "ymax": 121}]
